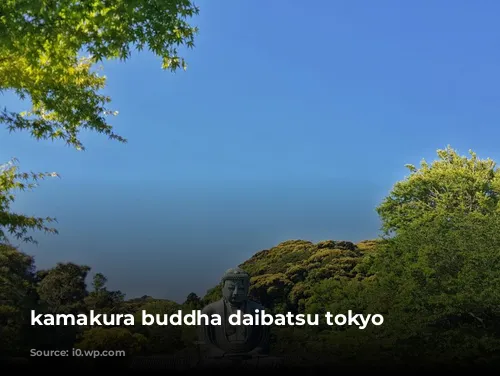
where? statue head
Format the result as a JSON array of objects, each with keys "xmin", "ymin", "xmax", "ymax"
[{"xmin": 221, "ymin": 267, "xmax": 250, "ymax": 305}]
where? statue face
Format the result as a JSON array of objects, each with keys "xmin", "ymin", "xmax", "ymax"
[{"xmin": 222, "ymin": 278, "xmax": 248, "ymax": 304}]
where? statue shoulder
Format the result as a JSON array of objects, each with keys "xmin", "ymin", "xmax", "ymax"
[{"xmin": 200, "ymin": 299, "xmax": 224, "ymax": 314}]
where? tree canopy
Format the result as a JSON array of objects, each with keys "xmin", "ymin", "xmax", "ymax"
[
  {"xmin": 0, "ymin": 0, "xmax": 199, "ymax": 150},
  {"xmin": 1, "ymin": 147, "xmax": 500, "ymax": 369},
  {"xmin": 0, "ymin": 0, "xmax": 199, "ymax": 243},
  {"xmin": 376, "ymin": 146, "xmax": 500, "ymax": 235},
  {"xmin": 0, "ymin": 159, "xmax": 58, "ymax": 243}
]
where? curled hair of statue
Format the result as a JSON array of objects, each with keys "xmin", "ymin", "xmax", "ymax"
[{"xmin": 220, "ymin": 267, "xmax": 250, "ymax": 284}]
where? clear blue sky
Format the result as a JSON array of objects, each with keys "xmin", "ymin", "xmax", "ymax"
[{"xmin": 2, "ymin": 0, "xmax": 500, "ymax": 302}]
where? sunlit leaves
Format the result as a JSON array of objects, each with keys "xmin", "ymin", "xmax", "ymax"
[
  {"xmin": 377, "ymin": 146, "xmax": 500, "ymax": 235},
  {"xmin": 0, "ymin": 0, "xmax": 199, "ymax": 150},
  {"xmin": 369, "ymin": 147, "xmax": 500, "ymax": 360},
  {"xmin": 0, "ymin": 0, "xmax": 199, "ymax": 242}
]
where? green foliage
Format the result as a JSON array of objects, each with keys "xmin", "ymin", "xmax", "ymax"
[
  {"xmin": 0, "ymin": 0, "xmax": 200, "ymax": 245},
  {"xmin": 133, "ymin": 299, "xmax": 185, "ymax": 354},
  {"xmin": 183, "ymin": 292, "xmax": 202, "ymax": 310},
  {"xmin": 0, "ymin": 0, "xmax": 199, "ymax": 150},
  {"xmin": 201, "ymin": 285, "xmax": 223, "ymax": 305},
  {"xmin": 76, "ymin": 327, "xmax": 146, "ymax": 355},
  {"xmin": 0, "ymin": 243, "xmax": 36, "ymax": 355},
  {"xmin": 0, "ymin": 159, "xmax": 58, "ymax": 243},
  {"xmin": 37, "ymin": 262, "xmax": 91, "ymax": 314},
  {"xmin": 368, "ymin": 213, "xmax": 500, "ymax": 349},
  {"xmin": 85, "ymin": 273, "xmax": 125, "ymax": 312},
  {"xmin": 236, "ymin": 239, "xmax": 370, "ymax": 314},
  {"xmin": 0, "ymin": 145, "xmax": 499, "ymax": 368},
  {"xmin": 377, "ymin": 146, "xmax": 500, "ymax": 235}
]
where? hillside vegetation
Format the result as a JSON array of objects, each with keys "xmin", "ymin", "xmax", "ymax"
[{"xmin": 2, "ymin": 147, "xmax": 500, "ymax": 369}]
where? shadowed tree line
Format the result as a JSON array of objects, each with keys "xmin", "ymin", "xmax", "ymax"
[{"xmin": 2, "ymin": 147, "xmax": 500, "ymax": 370}]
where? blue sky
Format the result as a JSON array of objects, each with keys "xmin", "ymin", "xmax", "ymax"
[{"xmin": 2, "ymin": 0, "xmax": 500, "ymax": 302}]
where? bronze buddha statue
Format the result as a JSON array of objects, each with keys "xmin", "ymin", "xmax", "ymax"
[{"xmin": 197, "ymin": 267, "xmax": 280, "ymax": 368}]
